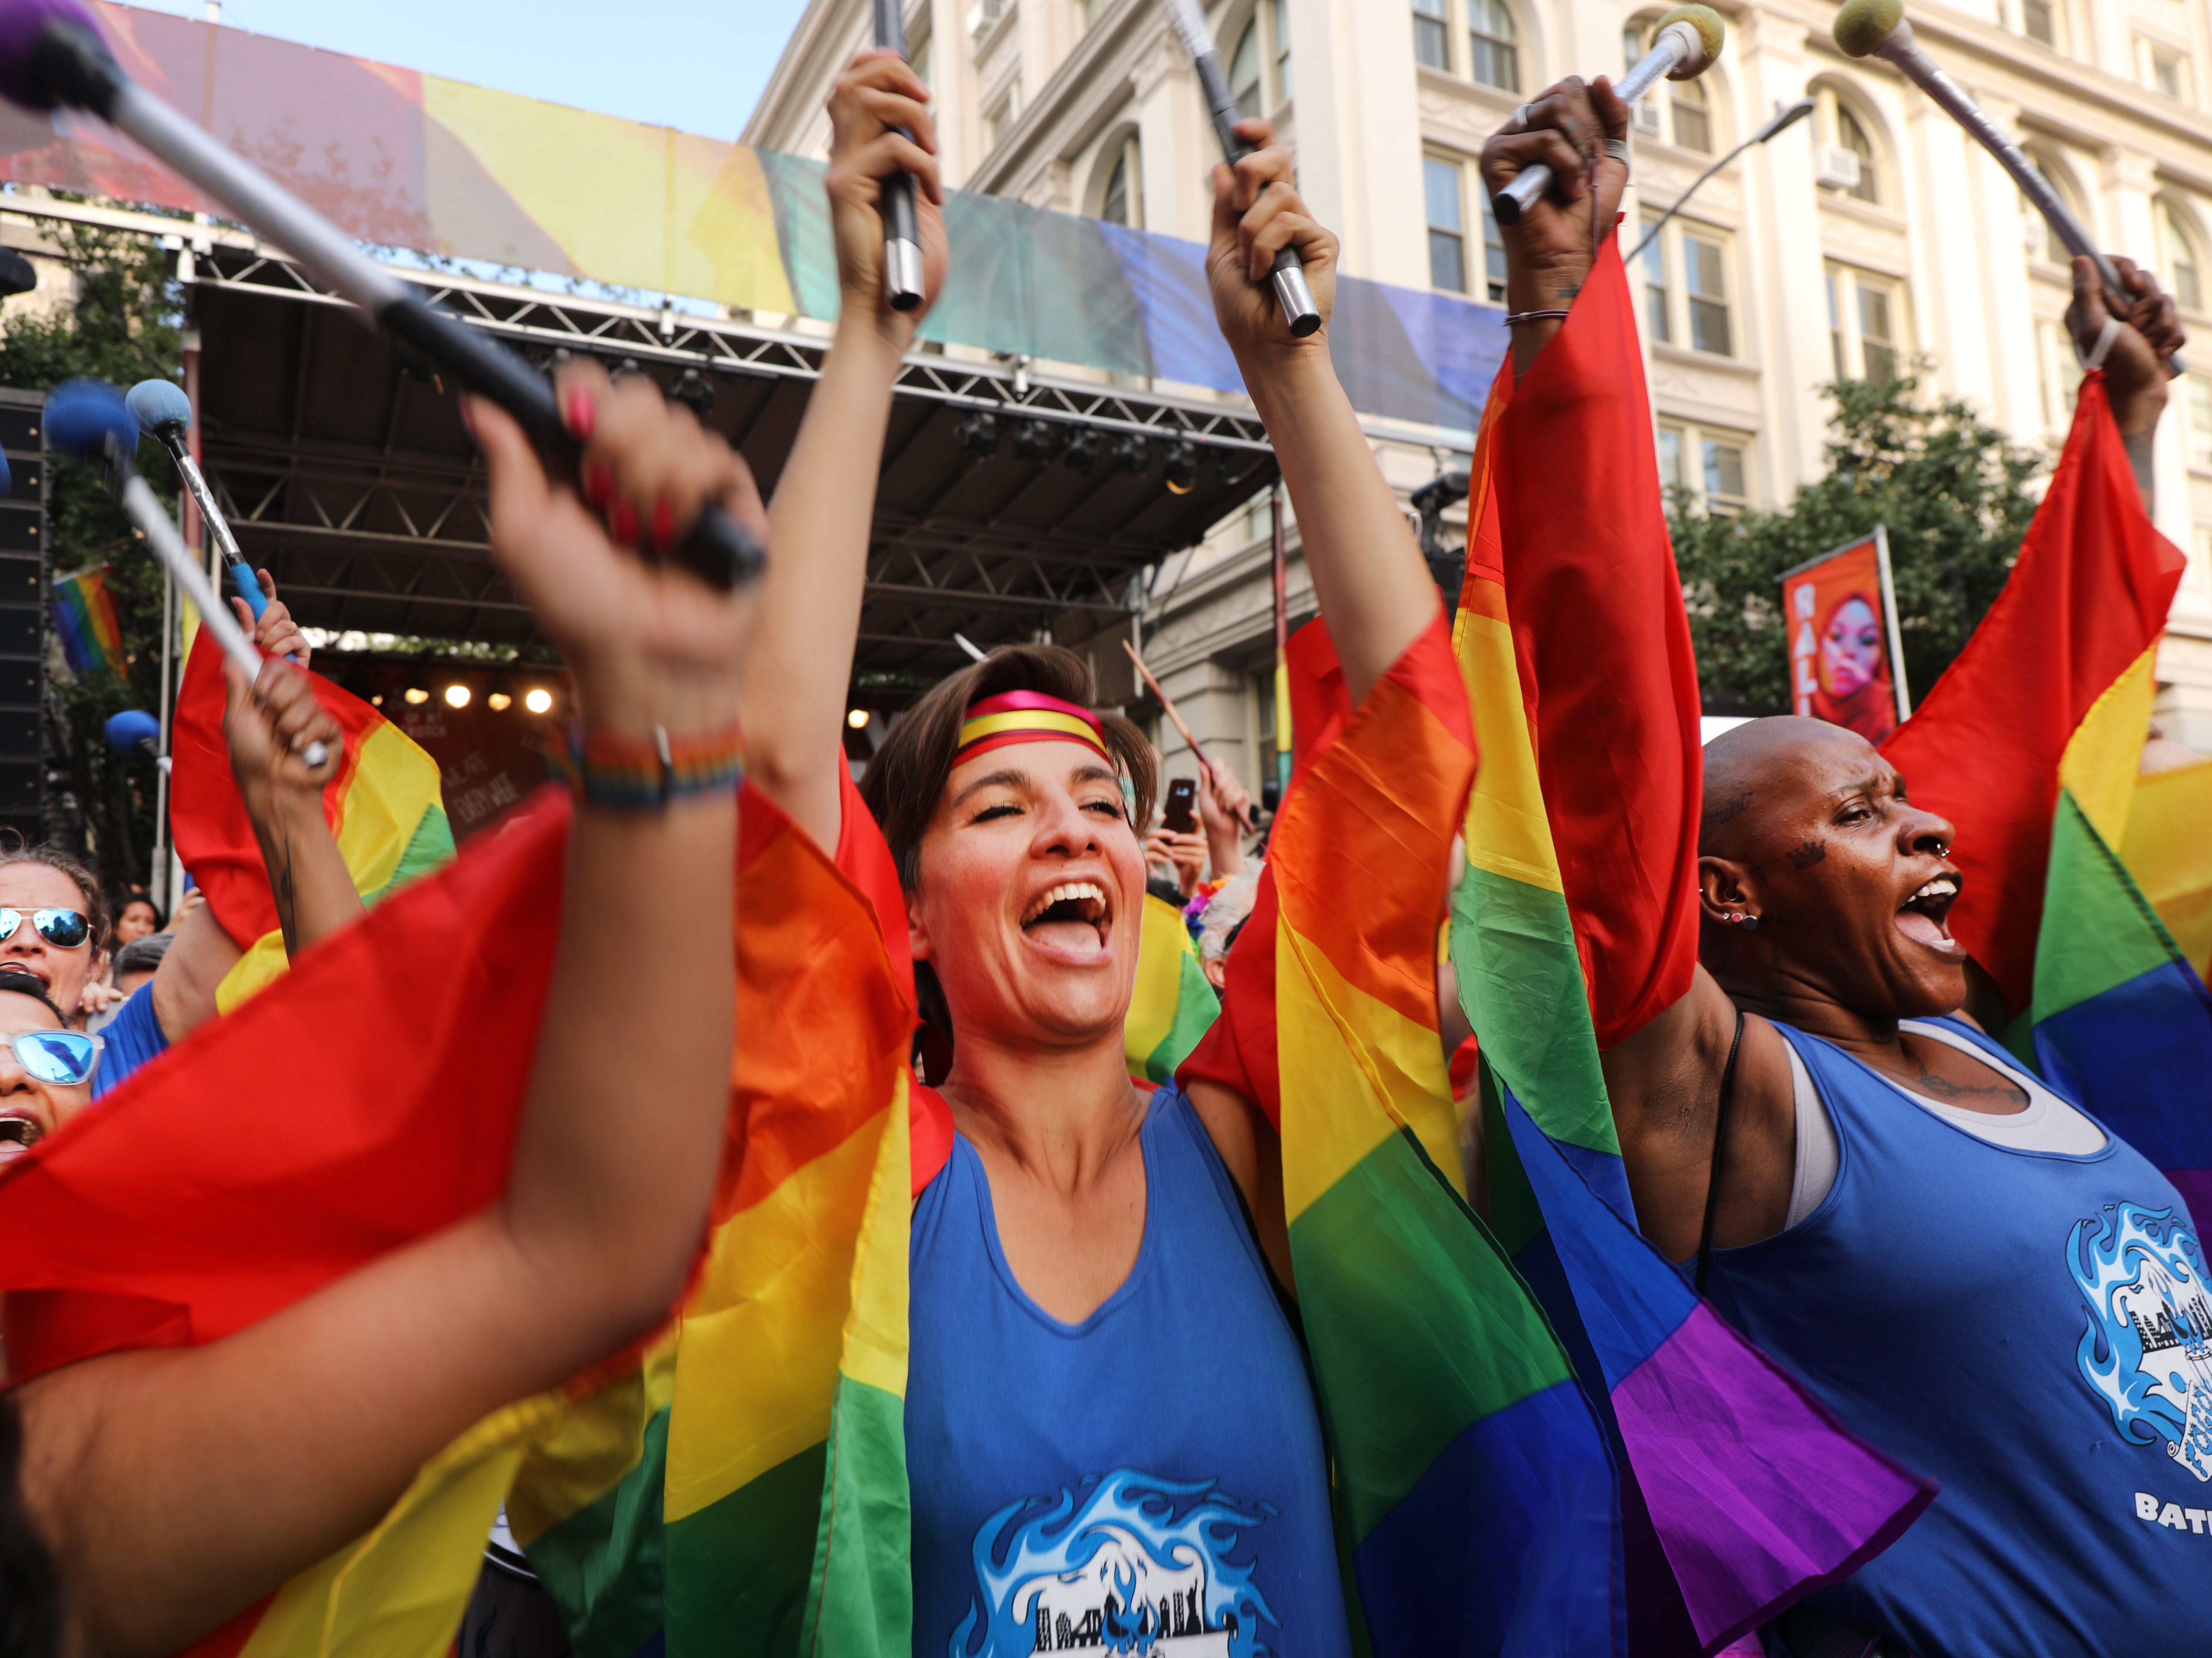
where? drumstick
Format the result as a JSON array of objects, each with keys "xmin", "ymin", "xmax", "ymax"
[{"xmin": 1124, "ymin": 639, "xmax": 1254, "ymax": 830}]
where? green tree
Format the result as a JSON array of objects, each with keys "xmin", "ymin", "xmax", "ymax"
[
  {"xmin": 1669, "ymin": 373, "xmax": 2045, "ymax": 715},
  {"xmin": 0, "ymin": 218, "xmax": 185, "ymax": 887}
]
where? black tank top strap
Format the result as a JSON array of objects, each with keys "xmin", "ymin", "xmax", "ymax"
[{"xmin": 1694, "ymin": 1008, "xmax": 1748, "ymax": 1295}]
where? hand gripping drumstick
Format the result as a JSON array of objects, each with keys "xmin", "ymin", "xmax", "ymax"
[
  {"xmin": 0, "ymin": 0, "xmax": 767, "ymax": 587},
  {"xmin": 1156, "ymin": 0, "xmax": 1322, "ymax": 338},
  {"xmin": 870, "ymin": 0, "xmax": 926, "ymax": 312},
  {"xmin": 47, "ymin": 379, "xmax": 330, "ymax": 770},
  {"xmin": 1493, "ymin": 4, "xmax": 1725, "ymax": 226},
  {"xmin": 1834, "ymin": 0, "xmax": 2182, "ymax": 376}
]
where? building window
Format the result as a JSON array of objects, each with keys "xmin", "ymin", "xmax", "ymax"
[
  {"xmin": 1228, "ymin": 1, "xmax": 1292, "ymax": 113},
  {"xmin": 1627, "ymin": 25, "xmax": 1662, "ymax": 135},
  {"xmin": 1469, "ymin": 0, "xmax": 1520, "ymax": 92},
  {"xmin": 1274, "ymin": 0, "xmax": 1293, "ymax": 101},
  {"xmin": 1414, "ymin": 0, "xmax": 1450, "ymax": 71},
  {"xmin": 1686, "ymin": 232, "xmax": 1731, "ymax": 356},
  {"xmin": 1658, "ymin": 420, "xmax": 1752, "ymax": 512},
  {"xmin": 1643, "ymin": 217, "xmax": 1672, "ymax": 344},
  {"xmin": 2186, "ymin": 378, "xmax": 2212, "ymax": 471},
  {"xmin": 1642, "ymin": 221, "xmax": 1733, "ymax": 356},
  {"xmin": 1478, "ymin": 188, "xmax": 1506, "ymax": 303},
  {"xmin": 1425, "ymin": 154, "xmax": 1466, "ymax": 293},
  {"xmin": 2139, "ymin": 37, "xmax": 2190, "ymax": 100},
  {"xmin": 911, "ymin": 34, "xmax": 933, "ymax": 89},
  {"xmin": 1670, "ymin": 77, "xmax": 1712, "ymax": 154},
  {"xmin": 2022, "ymin": 160, "xmax": 2089, "ymax": 266},
  {"xmin": 1835, "ymin": 105, "xmax": 1879, "ymax": 204},
  {"xmin": 984, "ymin": 78, "xmax": 1021, "ymax": 151},
  {"xmin": 2021, "ymin": 0, "xmax": 2056, "ymax": 47},
  {"xmin": 2164, "ymin": 204, "xmax": 2205, "ymax": 312},
  {"xmin": 2038, "ymin": 318, "xmax": 2082, "ymax": 425},
  {"xmin": 1825, "ymin": 264, "xmax": 1906, "ymax": 382},
  {"xmin": 1231, "ymin": 17, "xmax": 1263, "ymax": 112},
  {"xmin": 1099, "ymin": 135, "xmax": 1141, "ymax": 228}
]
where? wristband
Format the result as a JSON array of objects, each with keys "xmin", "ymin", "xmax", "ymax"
[{"xmin": 546, "ymin": 720, "xmax": 745, "ymax": 809}]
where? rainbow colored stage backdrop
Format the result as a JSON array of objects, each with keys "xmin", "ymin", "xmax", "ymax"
[{"xmin": 0, "ymin": 3, "xmax": 1504, "ymax": 433}]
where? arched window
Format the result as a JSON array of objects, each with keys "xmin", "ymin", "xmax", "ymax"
[
  {"xmin": 1835, "ymin": 104, "xmax": 1878, "ymax": 204},
  {"xmin": 1099, "ymin": 135, "xmax": 1142, "ymax": 228},
  {"xmin": 1230, "ymin": 19, "xmax": 1262, "ymax": 114},
  {"xmin": 1670, "ymin": 76, "xmax": 1712, "ymax": 154},
  {"xmin": 1413, "ymin": 0, "xmax": 1449, "ymax": 71},
  {"xmin": 2164, "ymin": 202, "xmax": 2204, "ymax": 312},
  {"xmin": 1469, "ymin": 0, "xmax": 1520, "ymax": 92},
  {"xmin": 2022, "ymin": 158, "xmax": 2088, "ymax": 266},
  {"xmin": 1274, "ymin": 0, "xmax": 1293, "ymax": 101}
]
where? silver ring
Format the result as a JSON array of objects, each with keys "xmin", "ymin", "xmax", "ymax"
[{"xmin": 1511, "ymin": 102, "xmax": 1534, "ymax": 131}]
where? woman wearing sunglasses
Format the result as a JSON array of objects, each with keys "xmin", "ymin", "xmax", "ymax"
[
  {"xmin": 0, "ymin": 970, "xmax": 101, "ymax": 1168},
  {"xmin": 2, "ymin": 349, "xmax": 762, "ymax": 1658}
]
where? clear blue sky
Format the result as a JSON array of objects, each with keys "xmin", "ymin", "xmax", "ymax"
[{"xmin": 125, "ymin": 0, "xmax": 812, "ymax": 138}]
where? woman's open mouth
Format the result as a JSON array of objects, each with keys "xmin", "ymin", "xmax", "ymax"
[
  {"xmin": 0, "ymin": 1112, "xmax": 44, "ymax": 1163},
  {"xmin": 1896, "ymin": 874, "xmax": 1961, "ymax": 950},
  {"xmin": 1020, "ymin": 880, "xmax": 1110, "ymax": 958}
]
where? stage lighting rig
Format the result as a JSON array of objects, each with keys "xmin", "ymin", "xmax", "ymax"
[
  {"xmin": 1012, "ymin": 418, "xmax": 1058, "ymax": 463},
  {"xmin": 954, "ymin": 410, "xmax": 1004, "ymax": 457}
]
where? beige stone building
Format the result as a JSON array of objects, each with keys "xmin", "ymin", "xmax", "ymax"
[{"xmin": 749, "ymin": 0, "xmax": 2212, "ymax": 789}]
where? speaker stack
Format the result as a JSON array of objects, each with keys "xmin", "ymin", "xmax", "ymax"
[{"xmin": 0, "ymin": 388, "xmax": 48, "ymax": 840}]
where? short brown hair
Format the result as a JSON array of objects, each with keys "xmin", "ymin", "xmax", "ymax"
[{"xmin": 859, "ymin": 644, "xmax": 1156, "ymax": 890}]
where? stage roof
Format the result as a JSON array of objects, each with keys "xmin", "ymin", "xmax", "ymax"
[{"xmin": 192, "ymin": 245, "xmax": 1278, "ymax": 678}]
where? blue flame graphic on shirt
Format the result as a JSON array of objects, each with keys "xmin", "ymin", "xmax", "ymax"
[
  {"xmin": 2068, "ymin": 1201, "xmax": 2212, "ymax": 1482},
  {"xmin": 950, "ymin": 1469, "xmax": 1280, "ymax": 1658}
]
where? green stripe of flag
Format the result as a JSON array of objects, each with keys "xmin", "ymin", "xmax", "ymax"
[
  {"xmin": 361, "ymin": 805, "xmax": 457, "ymax": 907},
  {"xmin": 1139, "ymin": 947, "xmax": 1220, "ymax": 1084},
  {"xmin": 1450, "ymin": 865, "xmax": 1617, "ymax": 1158},
  {"xmin": 799, "ymin": 1376, "xmax": 911, "ymax": 1658},
  {"xmin": 527, "ymin": 1406, "xmax": 671, "ymax": 1658},
  {"xmin": 666, "ymin": 1441, "xmax": 828, "ymax": 1658},
  {"xmin": 1290, "ymin": 1128, "xmax": 1578, "ymax": 1545}
]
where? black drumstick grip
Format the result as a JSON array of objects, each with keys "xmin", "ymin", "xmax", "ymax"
[{"xmin": 383, "ymin": 298, "xmax": 764, "ymax": 589}]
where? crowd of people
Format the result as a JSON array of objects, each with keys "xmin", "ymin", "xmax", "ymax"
[{"xmin": 0, "ymin": 46, "xmax": 2202, "ymax": 1658}]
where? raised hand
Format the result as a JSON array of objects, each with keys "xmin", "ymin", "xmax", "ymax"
[
  {"xmin": 1478, "ymin": 77, "xmax": 1631, "ymax": 370},
  {"xmin": 2069, "ymin": 255, "xmax": 2185, "ymax": 437},
  {"xmin": 475, "ymin": 358, "xmax": 763, "ymax": 738},
  {"xmin": 222, "ymin": 657, "xmax": 342, "ymax": 807},
  {"xmin": 826, "ymin": 49, "xmax": 948, "ymax": 343},
  {"xmin": 1207, "ymin": 120, "xmax": 1337, "ymax": 364},
  {"xmin": 231, "ymin": 574, "xmax": 311, "ymax": 667}
]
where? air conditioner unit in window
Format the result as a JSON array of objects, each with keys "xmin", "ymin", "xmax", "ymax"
[{"xmin": 1815, "ymin": 145, "xmax": 1862, "ymax": 192}]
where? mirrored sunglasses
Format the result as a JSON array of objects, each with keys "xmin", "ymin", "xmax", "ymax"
[
  {"xmin": 4, "ymin": 1028, "xmax": 99, "ymax": 1086},
  {"xmin": 0, "ymin": 909, "xmax": 90, "ymax": 949}
]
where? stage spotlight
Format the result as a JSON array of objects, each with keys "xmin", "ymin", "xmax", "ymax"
[
  {"xmin": 1063, "ymin": 428, "xmax": 1104, "ymax": 473},
  {"xmin": 1012, "ymin": 418, "xmax": 1057, "ymax": 463},
  {"xmin": 671, "ymin": 367, "xmax": 715, "ymax": 422},
  {"xmin": 847, "ymin": 708, "xmax": 871, "ymax": 729},
  {"xmin": 370, "ymin": 693, "xmax": 383, "ymax": 707},
  {"xmin": 525, "ymin": 687, "xmax": 554, "ymax": 715},
  {"xmin": 1109, "ymin": 432, "xmax": 1151, "ymax": 474},
  {"xmin": 444, "ymin": 684, "xmax": 471, "ymax": 709},
  {"xmin": 954, "ymin": 410, "xmax": 1004, "ymax": 458},
  {"xmin": 403, "ymin": 687, "xmax": 429, "ymax": 705},
  {"xmin": 488, "ymin": 691, "xmax": 513, "ymax": 712},
  {"xmin": 1162, "ymin": 440, "xmax": 1199, "ymax": 495}
]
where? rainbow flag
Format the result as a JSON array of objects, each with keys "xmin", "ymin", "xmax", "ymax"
[
  {"xmin": 169, "ymin": 630, "xmax": 454, "ymax": 1008},
  {"xmin": 1882, "ymin": 370, "xmax": 2212, "ymax": 1228},
  {"xmin": 2122, "ymin": 758, "xmax": 2212, "ymax": 982},
  {"xmin": 1125, "ymin": 891, "xmax": 1219, "ymax": 1085},
  {"xmin": 1186, "ymin": 616, "xmax": 1623, "ymax": 1653},
  {"xmin": 51, "ymin": 564, "xmax": 126, "ymax": 678},
  {"xmin": 1451, "ymin": 240, "xmax": 1933, "ymax": 1651},
  {"xmin": 510, "ymin": 772, "xmax": 925, "ymax": 1658},
  {"xmin": 0, "ymin": 790, "xmax": 578, "ymax": 1658}
]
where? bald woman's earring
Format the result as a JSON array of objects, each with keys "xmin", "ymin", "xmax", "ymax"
[{"xmin": 1740, "ymin": 914, "xmax": 1759, "ymax": 932}]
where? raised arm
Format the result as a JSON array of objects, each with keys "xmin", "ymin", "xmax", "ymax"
[
  {"xmin": 745, "ymin": 50, "xmax": 946, "ymax": 852},
  {"xmin": 2068, "ymin": 256, "xmax": 2184, "ymax": 513},
  {"xmin": 18, "ymin": 372, "xmax": 760, "ymax": 1658},
  {"xmin": 1206, "ymin": 125, "xmax": 1438, "ymax": 709}
]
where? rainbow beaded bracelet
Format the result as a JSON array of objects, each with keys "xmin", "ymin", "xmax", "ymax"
[{"xmin": 545, "ymin": 720, "xmax": 745, "ymax": 809}]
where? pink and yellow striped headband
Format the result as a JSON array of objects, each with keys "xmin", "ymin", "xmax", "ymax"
[{"xmin": 955, "ymin": 691, "xmax": 1111, "ymax": 766}]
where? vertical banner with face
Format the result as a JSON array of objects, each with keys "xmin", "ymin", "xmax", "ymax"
[{"xmin": 1778, "ymin": 528, "xmax": 1912, "ymax": 745}]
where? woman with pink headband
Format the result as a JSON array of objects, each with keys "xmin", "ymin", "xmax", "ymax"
[{"xmin": 746, "ymin": 56, "xmax": 1453, "ymax": 1653}]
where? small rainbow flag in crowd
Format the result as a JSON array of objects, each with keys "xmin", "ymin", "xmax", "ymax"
[
  {"xmin": 1450, "ymin": 239, "xmax": 1932, "ymax": 1651},
  {"xmin": 1124, "ymin": 891, "xmax": 1218, "ymax": 1085},
  {"xmin": 1883, "ymin": 370, "xmax": 2212, "ymax": 1226},
  {"xmin": 169, "ymin": 630, "xmax": 455, "ymax": 1007},
  {"xmin": 51, "ymin": 564, "xmax": 125, "ymax": 678}
]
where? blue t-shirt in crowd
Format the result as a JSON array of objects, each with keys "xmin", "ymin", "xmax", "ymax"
[
  {"xmin": 906, "ymin": 1084, "xmax": 1349, "ymax": 1658},
  {"xmin": 1704, "ymin": 1017, "xmax": 2212, "ymax": 1658},
  {"xmin": 91, "ymin": 983, "xmax": 169, "ymax": 1099}
]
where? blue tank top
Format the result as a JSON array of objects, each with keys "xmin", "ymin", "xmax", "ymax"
[
  {"xmin": 1701, "ymin": 1017, "xmax": 2212, "ymax": 1658},
  {"xmin": 907, "ymin": 1085, "xmax": 1350, "ymax": 1658}
]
